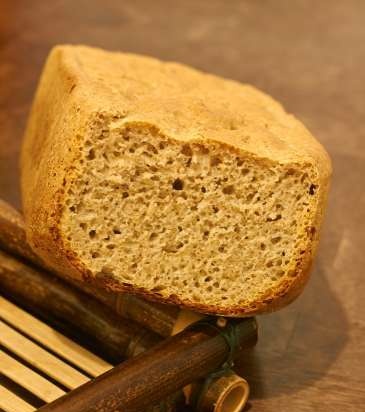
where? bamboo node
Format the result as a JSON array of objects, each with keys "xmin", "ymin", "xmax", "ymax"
[{"xmin": 216, "ymin": 317, "xmax": 227, "ymax": 329}]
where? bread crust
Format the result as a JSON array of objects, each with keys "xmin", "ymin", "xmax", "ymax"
[{"xmin": 21, "ymin": 45, "xmax": 332, "ymax": 316}]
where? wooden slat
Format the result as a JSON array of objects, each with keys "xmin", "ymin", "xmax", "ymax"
[
  {"xmin": 0, "ymin": 350, "xmax": 65, "ymax": 402},
  {"xmin": 0, "ymin": 297, "xmax": 111, "ymax": 377},
  {"xmin": 0, "ymin": 320, "xmax": 89, "ymax": 389},
  {"xmin": 0, "ymin": 385, "xmax": 35, "ymax": 412}
]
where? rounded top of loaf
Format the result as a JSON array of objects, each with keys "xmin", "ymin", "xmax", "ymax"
[{"xmin": 57, "ymin": 44, "xmax": 331, "ymax": 176}]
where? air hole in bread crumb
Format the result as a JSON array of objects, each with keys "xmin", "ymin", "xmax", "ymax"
[
  {"xmin": 122, "ymin": 192, "xmax": 129, "ymax": 198},
  {"xmin": 79, "ymin": 223, "xmax": 87, "ymax": 230},
  {"xmin": 201, "ymin": 186, "xmax": 207, "ymax": 193},
  {"xmin": 181, "ymin": 145, "xmax": 192, "ymax": 156},
  {"xmin": 172, "ymin": 178, "xmax": 184, "ymax": 190},
  {"xmin": 197, "ymin": 145, "xmax": 210, "ymax": 155},
  {"xmin": 271, "ymin": 236, "xmax": 281, "ymax": 244},
  {"xmin": 86, "ymin": 148, "xmax": 95, "ymax": 160},
  {"xmin": 260, "ymin": 243, "xmax": 266, "ymax": 250},
  {"xmin": 309, "ymin": 184, "xmax": 317, "ymax": 195},
  {"xmin": 151, "ymin": 285, "xmax": 165, "ymax": 292},
  {"xmin": 266, "ymin": 214, "xmax": 282, "ymax": 222},
  {"xmin": 286, "ymin": 168, "xmax": 296, "ymax": 176},
  {"xmin": 210, "ymin": 156, "xmax": 222, "ymax": 166},
  {"xmin": 204, "ymin": 276, "xmax": 213, "ymax": 282},
  {"xmin": 113, "ymin": 228, "xmax": 122, "ymax": 235},
  {"xmin": 91, "ymin": 252, "xmax": 100, "ymax": 258},
  {"xmin": 301, "ymin": 173, "xmax": 308, "ymax": 183},
  {"xmin": 246, "ymin": 192, "xmax": 255, "ymax": 201},
  {"xmin": 146, "ymin": 143, "xmax": 158, "ymax": 154},
  {"xmin": 89, "ymin": 230, "xmax": 96, "ymax": 239}
]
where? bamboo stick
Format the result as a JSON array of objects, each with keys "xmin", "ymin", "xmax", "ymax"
[
  {"xmin": 0, "ymin": 350, "xmax": 65, "ymax": 403},
  {"xmin": 0, "ymin": 200, "xmax": 179, "ymax": 337},
  {"xmin": 0, "ymin": 320, "xmax": 90, "ymax": 389},
  {"xmin": 38, "ymin": 317, "xmax": 257, "ymax": 412},
  {"xmin": 0, "ymin": 385, "xmax": 35, "ymax": 412},
  {"xmin": 0, "ymin": 297, "xmax": 111, "ymax": 377}
]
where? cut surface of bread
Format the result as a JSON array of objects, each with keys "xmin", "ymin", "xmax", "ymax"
[{"xmin": 20, "ymin": 45, "xmax": 331, "ymax": 316}]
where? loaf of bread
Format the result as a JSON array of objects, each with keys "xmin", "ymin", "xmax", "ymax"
[{"xmin": 21, "ymin": 45, "xmax": 331, "ymax": 316}]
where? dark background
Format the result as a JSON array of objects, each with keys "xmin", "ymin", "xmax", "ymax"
[{"xmin": 1, "ymin": 1, "xmax": 364, "ymax": 410}]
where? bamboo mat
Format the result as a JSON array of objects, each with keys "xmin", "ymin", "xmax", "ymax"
[{"xmin": 0, "ymin": 296, "xmax": 112, "ymax": 412}]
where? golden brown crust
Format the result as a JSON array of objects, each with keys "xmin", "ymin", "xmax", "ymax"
[{"xmin": 20, "ymin": 45, "xmax": 332, "ymax": 316}]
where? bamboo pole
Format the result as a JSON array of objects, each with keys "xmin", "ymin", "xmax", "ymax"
[{"xmin": 38, "ymin": 317, "xmax": 257, "ymax": 412}]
